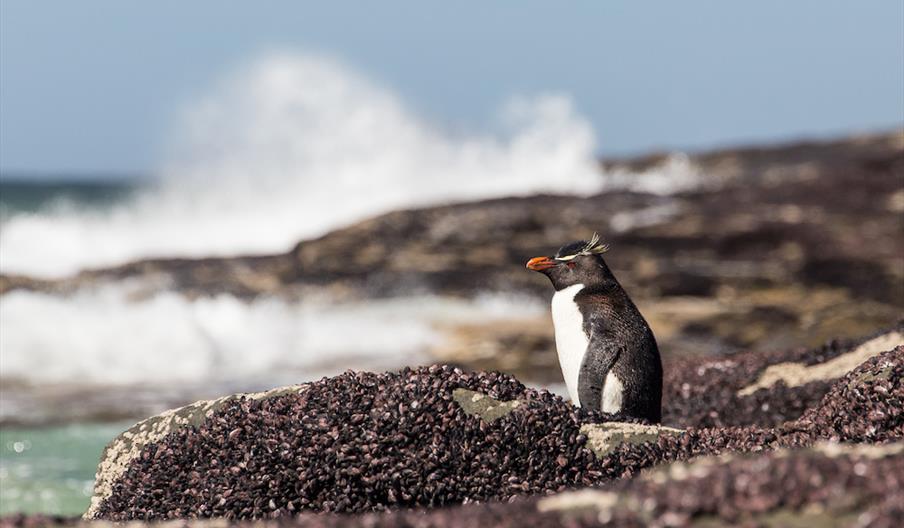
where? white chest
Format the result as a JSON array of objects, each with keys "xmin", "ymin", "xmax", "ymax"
[
  {"xmin": 550, "ymin": 284, "xmax": 588, "ymax": 406},
  {"xmin": 601, "ymin": 371, "xmax": 624, "ymax": 413}
]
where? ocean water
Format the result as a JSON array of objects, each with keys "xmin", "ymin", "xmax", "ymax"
[
  {"xmin": 0, "ymin": 52, "xmax": 699, "ymax": 515},
  {"xmin": 0, "ymin": 422, "xmax": 129, "ymax": 516}
]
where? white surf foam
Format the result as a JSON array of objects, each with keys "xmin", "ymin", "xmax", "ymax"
[
  {"xmin": 0, "ymin": 286, "xmax": 544, "ymax": 388},
  {"xmin": 0, "ymin": 53, "xmax": 602, "ymax": 278},
  {"xmin": 603, "ymin": 153, "xmax": 702, "ymax": 195}
]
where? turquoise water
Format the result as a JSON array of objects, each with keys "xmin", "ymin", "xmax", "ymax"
[
  {"xmin": 0, "ymin": 178, "xmax": 141, "ymax": 515},
  {"xmin": 0, "ymin": 422, "xmax": 129, "ymax": 516}
]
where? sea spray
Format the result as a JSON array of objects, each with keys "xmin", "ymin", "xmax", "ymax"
[
  {"xmin": 0, "ymin": 53, "xmax": 601, "ymax": 278},
  {"xmin": 0, "ymin": 286, "xmax": 544, "ymax": 388}
]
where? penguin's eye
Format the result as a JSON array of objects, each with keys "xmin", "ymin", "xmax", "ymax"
[{"xmin": 567, "ymin": 262, "xmax": 576, "ymax": 269}]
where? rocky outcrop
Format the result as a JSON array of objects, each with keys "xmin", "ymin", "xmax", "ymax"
[
  {"xmin": 88, "ymin": 367, "xmax": 623, "ymax": 520},
  {"xmin": 663, "ymin": 325, "xmax": 903, "ymax": 428},
  {"xmin": 86, "ymin": 385, "xmax": 308, "ymax": 519},
  {"xmin": 737, "ymin": 330, "xmax": 903, "ymax": 396},
  {"xmin": 529, "ymin": 442, "xmax": 904, "ymax": 528},
  {"xmin": 83, "ymin": 330, "xmax": 902, "ymax": 522}
]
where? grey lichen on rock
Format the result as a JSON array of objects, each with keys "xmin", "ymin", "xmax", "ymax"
[
  {"xmin": 642, "ymin": 441, "xmax": 904, "ymax": 487},
  {"xmin": 847, "ymin": 352, "xmax": 899, "ymax": 390},
  {"xmin": 533, "ymin": 441, "xmax": 884, "ymax": 523},
  {"xmin": 536, "ymin": 488, "xmax": 623, "ymax": 516},
  {"xmin": 692, "ymin": 508, "xmax": 859, "ymax": 528},
  {"xmin": 83, "ymin": 384, "xmax": 308, "ymax": 519},
  {"xmin": 452, "ymin": 388, "xmax": 521, "ymax": 423},
  {"xmin": 455, "ymin": 388, "xmax": 687, "ymax": 460},
  {"xmin": 737, "ymin": 330, "xmax": 903, "ymax": 396},
  {"xmin": 642, "ymin": 452, "xmax": 727, "ymax": 485},
  {"xmin": 811, "ymin": 440, "xmax": 904, "ymax": 460},
  {"xmin": 580, "ymin": 422, "xmax": 684, "ymax": 458}
]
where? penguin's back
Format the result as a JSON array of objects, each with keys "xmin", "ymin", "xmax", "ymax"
[
  {"xmin": 609, "ymin": 324, "xmax": 662, "ymax": 422},
  {"xmin": 576, "ymin": 287, "xmax": 663, "ymax": 422}
]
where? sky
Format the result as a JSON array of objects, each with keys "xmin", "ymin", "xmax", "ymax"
[{"xmin": 1, "ymin": 1, "xmax": 902, "ymax": 176}]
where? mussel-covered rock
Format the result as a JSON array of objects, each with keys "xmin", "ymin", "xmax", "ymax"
[{"xmin": 86, "ymin": 329, "xmax": 902, "ymax": 522}]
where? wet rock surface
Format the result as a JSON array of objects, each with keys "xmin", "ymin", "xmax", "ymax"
[{"xmin": 80, "ymin": 329, "xmax": 902, "ymax": 523}]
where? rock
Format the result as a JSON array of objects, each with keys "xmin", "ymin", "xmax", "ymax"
[
  {"xmin": 639, "ymin": 346, "xmax": 904, "ymax": 467},
  {"xmin": 85, "ymin": 335, "xmax": 903, "ymax": 522},
  {"xmin": 89, "ymin": 366, "xmax": 627, "ymax": 521},
  {"xmin": 450, "ymin": 392, "xmax": 683, "ymax": 459},
  {"xmin": 85, "ymin": 385, "xmax": 308, "ymax": 519},
  {"xmin": 737, "ymin": 330, "xmax": 903, "ymax": 396},
  {"xmin": 5, "ymin": 442, "xmax": 902, "ymax": 527},
  {"xmin": 534, "ymin": 441, "xmax": 904, "ymax": 528},
  {"xmin": 662, "ymin": 325, "xmax": 903, "ymax": 429},
  {"xmin": 783, "ymin": 345, "xmax": 904, "ymax": 444}
]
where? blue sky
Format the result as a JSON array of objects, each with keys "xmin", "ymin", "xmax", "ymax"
[{"xmin": 1, "ymin": 1, "xmax": 902, "ymax": 175}]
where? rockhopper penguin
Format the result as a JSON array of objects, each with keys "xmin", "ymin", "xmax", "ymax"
[{"xmin": 526, "ymin": 234, "xmax": 663, "ymax": 422}]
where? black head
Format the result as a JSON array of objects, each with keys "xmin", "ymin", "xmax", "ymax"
[{"xmin": 526, "ymin": 233, "xmax": 616, "ymax": 291}]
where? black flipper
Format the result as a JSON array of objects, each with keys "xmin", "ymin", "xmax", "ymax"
[{"xmin": 576, "ymin": 317, "xmax": 621, "ymax": 411}]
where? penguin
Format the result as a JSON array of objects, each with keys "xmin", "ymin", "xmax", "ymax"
[{"xmin": 526, "ymin": 233, "xmax": 662, "ymax": 422}]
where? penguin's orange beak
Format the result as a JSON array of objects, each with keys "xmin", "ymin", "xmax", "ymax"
[{"xmin": 526, "ymin": 256, "xmax": 558, "ymax": 272}]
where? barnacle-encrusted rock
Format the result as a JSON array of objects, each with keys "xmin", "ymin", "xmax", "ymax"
[
  {"xmin": 84, "ymin": 385, "xmax": 308, "ymax": 519},
  {"xmin": 533, "ymin": 441, "xmax": 904, "ymax": 527},
  {"xmin": 738, "ymin": 330, "xmax": 903, "ymax": 396},
  {"xmin": 663, "ymin": 325, "xmax": 903, "ymax": 428},
  {"xmin": 450, "ymin": 388, "xmax": 683, "ymax": 458},
  {"xmin": 781, "ymin": 345, "xmax": 904, "ymax": 444},
  {"xmin": 91, "ymin": 366, "xmax": 627, "ymax": 521},
  {"xmin": 85, "ymin": 335, "xmax": 902, "ymax": 522},
  {"xmin": 7, "ymin": 442, "xmax": 903, "ymax": 527}
]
